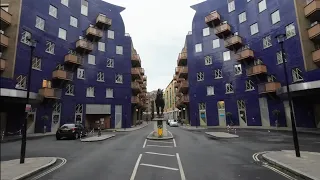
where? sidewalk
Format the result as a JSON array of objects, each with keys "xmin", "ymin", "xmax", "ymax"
[
  {"xmin": 103, "ymin": 122, "xmax": 150, "ymax": 132},
  {"xmin": 1, "ymin": 157, "xmax": 57, "ymax": 180},
  {"xmin": 1, "ymin": 132, "xmax": 55, "ymax": 143},
  {"xmin": 81, "ymin": 134, "xmax": 115, "ymax": 142},
  {"xmin": 262, "ymin": 150, "xmax": 320, "ymax": 180}
]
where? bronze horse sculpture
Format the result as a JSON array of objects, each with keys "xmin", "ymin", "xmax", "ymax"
[{"xmin": 155, "ymin": 89, "xmax": 165, "ymax": 117}]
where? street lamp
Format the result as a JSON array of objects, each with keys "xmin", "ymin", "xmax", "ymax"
[
  {"xmin": 194, "ymin": 93, "xmax": 197, "ymax": 128},
  {"xmin": 276, "ymin": 34, "xmax": 300, "ymax": 158},
  {"xmin": 20, "ymin": 37, "xmax": 37, "ymax": 164}
]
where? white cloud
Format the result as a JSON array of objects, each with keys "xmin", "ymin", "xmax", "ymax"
[{"xmin": 104, "ymin": 0, "xmax": 204, "ymax": 91}]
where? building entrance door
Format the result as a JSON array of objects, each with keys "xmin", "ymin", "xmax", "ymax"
[
  {"xmin": 27, "ymin": 108, "xmax": 37, "ymax": 134},
  {"xmin": 198, "ymin": 103, "xmax": 207, "ymax": 126},
  {"xmin": 237, "ymin": 100, "xmax": 247, "ymax": 127},
  {"xmin": 51, "ymin": 103, "xmax": 61, "ymax": 132},
  {"xmin": 115, "ymin": 105, "xmax": 122, "ymax": 129},
  {"xmin": 217, "ymin": 101, "xmax": 226, "ymax": 127}
]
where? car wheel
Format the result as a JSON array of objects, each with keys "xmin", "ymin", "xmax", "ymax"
[
  {"xmin": 56, "ymin": 135, "xmax": 61, "ymax": 140},
  {"xmin": 74, "ymin": 133, "xmax": 79, "ymax": 140}
]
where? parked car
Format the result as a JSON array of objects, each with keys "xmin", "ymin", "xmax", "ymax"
[
  {"xmin": 169, "ymin": 119, "xmax": 178, "ymax": 127},
  {"xmin": 56, "ymin": 123, "xmax": 87, "ymax": 140},
  {"xmin": 167, "ymin": 119, "xmax": 173, "ymax": 125}
]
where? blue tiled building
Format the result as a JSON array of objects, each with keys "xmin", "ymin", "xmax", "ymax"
[
  {"xmin": 0, "ymin": 0, "xmax": 147, "ymax": 135},
  {"xmin": 175, "ymin": 0, "xmax": 320, "ymax": 128}
]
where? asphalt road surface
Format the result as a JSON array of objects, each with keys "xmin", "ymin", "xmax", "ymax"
[{"xmin": 1, "ymin": 124, "xmax": 320, "ymax": 180}]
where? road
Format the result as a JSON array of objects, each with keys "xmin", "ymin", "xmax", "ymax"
[{"xmin": 1, "ymin": 124, "xmax": 320, "ymax": 180}]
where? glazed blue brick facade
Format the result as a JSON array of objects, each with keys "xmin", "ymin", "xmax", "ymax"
[
  {"xmin": 1, "ymin": 0, "xmax": 135, "ymax": 133},
  {"xmin": 187, "ymin": 0, "xmax": 320, "ymax": 128}
]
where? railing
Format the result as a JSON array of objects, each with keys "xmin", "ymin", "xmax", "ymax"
[
  {"xmin": 258, "ymin": 82, "xmax": 281, "ymax": 94},
  {"xmin": 0, "ymin": 58, "xmax": 5, "ymax": 70},
  {"xmin": 96, "ymin": 14, "xmax": 112, "ymax": 26},
  {"xmin": 0, "ymin": 8, "xmax": 12, "ymax": 26},
  {"xmin": 131, "ymin": 81, "xmax": 141, "ymax": 90},
  {"xmin": 39, "ymin": 88, "xmax": 62, "ymax": 99},
  {"xmin": 214, "ymin": 23, "xmax": 231, "ymax": 35},
  {"xmin": 52, "ymin": 70, "xmax": 74, "ymax": 80},
  {"xmin": 304, "ymin": 0, "xmax": 320, "ymax": 17},
  {"xmin": 86, "ymin": 27, "xmax": 103, "ymax": 37},
  {"xmin": 76, "ymin": 39, "xmax": 94, "ymax": 51},
  {"xmin": 246, "ymin": 64, "xmax": 267, "ymax": 76},
  {"xmin": 236, "ymin": 49, "xmax": 254, "ymax": 61},
  {"xmin": 178, "ymin": 52, "xmax": 187, "ymax": 60},
  {"xmin": 225, "ymin": 35, "xmax": 242, "ymax": 47},
  {"xmin": 312, "ymin": 49, "xmax": 320, "ymax": 65},
  {"xmin": 0, "ymin": 34, "xmax": 9, "ymax": 47},
  {"xmin": 64, "ymin": 54, "xmax": 84, "ymax": 65},
  {"xmin": 308, "ymin": 24, "xmax": 320, "ymax": 39},
  {"xmin": 205, "ymin": 11, "xmax": 220, "ymax": 24}
]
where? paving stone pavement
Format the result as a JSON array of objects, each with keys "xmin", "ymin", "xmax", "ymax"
[
  {"xmin": 205, "ymin": 132, "xmax": 239, "ymax": 138},
  {"xmin": 1, "ymin": 157, "xmax": 56, "ymax": 180},
  {"xmin": 262, "ymin": 150, "xmax": 320, "ymax": 180},
  {"xmin": 81, "ymin": 134, "xmax": 115, "ymax": 142}
]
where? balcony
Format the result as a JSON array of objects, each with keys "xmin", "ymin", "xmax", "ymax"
[
  {"xmin": 173, "ymin": 75, "xmax": 177, "ymax": 81},
  {"xmin": 131, "ymin": 96, "xmax": 140, "ymax": 104},
  {"xmin": 312, "ymin": 49, "xmax": 320, "ymax": 66},
  {"xmin": 0, "ymin": 58, "xmax": 5, "ymax": 71},
  {"xmin": 0, "ymin": 34, "xmax": 9, "ymax": 48},
  {"xmin": 258, "ymin": 82, "xmax": 281, "ymax": 94},
  {"xmin": 75, "ymin": 39, "xmax": 93, "ymax": 53},
  {"xmin": 143, "ymin": 76, "xmax": 147, "ymax": 81},
  {"xmin": 205, "ymin": 11, "xmax": 221, "ymax": 27},
  {"xmin": 131, "ymin": 81, "xmax": 142, "ymax": 94},
  {"xmin": 64, "ymin": 54, "xmax": 83, "ymax": 65},
  {"xmin": 174, "ymin": 82, "xmax": 180, "ymax": 88},
  {"xmin": 175, "ymin": 67, "xmax": 180, "ymax": 75},
  {"xmin": 214, "ymin": 23, "xmax": 231, "ymax": 38},
  {"xmin": 178, "ymin": 80, "xmax": 189, "ymax": 94},
  {"xmin": 236, "ymin": 49, "xmax": 254, "ymax": 62},
  {"xmin": 246, "ymin": 64, "xmax": 267, "ymax": 76},
  {"xmin": 225, "ymin": 35, "xmax": 243, "ymax": 50},
  {"xmin": 131, "ymin": 68, "xmax": 141, "ymax": 80},
  {"xmin": 308, "ymin": 24, "xmax": 320, "ymax": 40},
  {"xmin": 131, "ymin": 54, "xmax": 141, "ymax": 67},
  {"xmin": 177, "ymin": 52, "xmax": 187, "ymax": 66},
  {"xmin": 96, "ymin": 14, "xmax": 112, "ymax": 29},
  {"xmin": 52, "ymin": 70, "xmax": 74, "ymax": 81},
  {"xmin": 0, "ymin": 8, "xmax": 11, "ymax": 28},
  {"xmin": 178, "ymin": 67, "xmax": 188, "ymax": 78},
  {"xmin": 177, "ymin": 78, "xmax": 184, "ymax": 83},
  {"xmin": 38, "ymin": 88, "xmax": 62, "ymax": 99},
  {"xmin": 304, "ymin": 0, "xmax": 320, "ymax": 21},
  {"xmin": 178, "ymin": 95, "xmax": 189, "ymax": 106},
  {"xmin": 140, "ymin": 68, "xmax": 145, "ymax": 75},
  {"xmin": 86, "ymin": 27, "xmax": 103, "ymax": 41}
]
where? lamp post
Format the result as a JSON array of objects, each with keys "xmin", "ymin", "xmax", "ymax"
[
  {"xmin": 194, "ymin": 93, "xmax": 197, "ymax": 128},
  {"xmin": 276, "ymin": 34, "xmax": 300, "ymax": 158},
  {"xmin": 20, "ymin": 37, "xmax": 37, "ymax": 164}
]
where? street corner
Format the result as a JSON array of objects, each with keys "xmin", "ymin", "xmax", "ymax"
[
  {"xmin": 205, "ymin": 132, "xmax": 239, "ymax": 139},
  {"xmin": 80, "ymin": 134, "xmax": 115, "ymax": 142},
  {"xmin": 146, "ymin": 131, "xmax": 174, "ymax": 140},
  {"xmin": 0, "ymin": 157, "xmax": 57, "ymax": 180}
]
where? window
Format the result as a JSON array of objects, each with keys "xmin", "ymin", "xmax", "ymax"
[
  {"xmin": 258, "ymin": 0, "xmax": 267, "ymax": 13},
  {"xmin": 75, "ymin": 104, "xmax": 83, "ymax": 113},
  {"xmin": 195, "ymin": 43, "xmax": 202, "ymax": 53},
  {"xmin": 226, "ymin": 83, "xmax": 234, "ymax": 93},
  {"xmin": 15, "ymin": 75, "xmax": 27, "ymax": 89},
  {"xmin": 81, "ymin": 0, "xmax": 88, "ymax": 16},
  {"xmin": 21, "ymin": 31, "xmax": 31, "ymax": 45},
  {"xmin": 115, "ymin": 74, "xmax": 123, "ymax": 84},
  {"xmin": 205, "ymin": 56, "xmax": 212, "ymax": 65},
  {"xmin": 276, "ymin": 51, "xmax": 287, "ymax": 64},
  {"xmin": 197, "ymin": 72, "xmax": 204, "ymax": 81},
  {"xmin": 35, "ymin": 16, "xmax": 45, "ymax": 30},
  {"xmin": 306, "ymin": 0, "xmax": 313, "ymax": 4},
  {"xmin": 228, "ymin": 0, "xmax": 235, "ymax": 12},
  {"xmin": 245, "ymin": 80, "xmax": 255, "ymax": 91},
  {"xmin": 61, "ymin": 0, "xmax": 68, "ymax": 6},
  {"xmin": 271, "ymin": 10, "xmax": 280, "ymax": 24},
  {"xmin": 207, "ymin": 86, "xmax": 214, "ymax": 96},
  {"xmin": 58, "ymin": 28, "xmax": 67, "ymax": 40},
  {"xmin": 65, "ymin": 84, "xmax": 74, "ymax": 96},
  {"xmin": 292, "ymin": 68, "xmax": 303, "ymax": 82},
  {"xmin": 70, "ymin": 16, "xmax": 78, "ymax": 27},
  {"xmin": 42, "ymin": 80, "xmax": 52, "ymax": 88},
  {"xmin": 250, "ymin": 23, "xmax": 259, "ymax": 35},
  {"xmin": 45, "ymin": 41, "xmax": 55, "ymax": 54},
  {"xmin": 203, "ymin": 27, "xmax": 210, "ymax": 36},
  {"xmin": 263, "ymin": 35, "xmax": 272, "ymax": 49},
  {"xmin": 268, "ymin": 75, "xmax": 276, "ymax": 82},
  {"xmin": 212, "ymin": 39, "xmax": 220, "ymax": 49},
  {"xmin": 97, "ymin": 72, "xmax": 104, "ymax": 82},
  {"xmin": 107, "ymin": 58, "xmax": 114, "ymax": 68},
  {"xmin": 247, "ymin": 0, "xmax": 251, "ymax": 2},
  {"xmin": 286, "ymin": 23, "xmax": 296, "ymax": 39},
  {"xmin": 86, "ymin": 87, "xmax": 94, "ymax": 97},
  {"xmin": 199, "ymin": 103, "xmax": 206, "ymax": 110},
  {"xmin": 239, "ymin": 12, "xmax": 247, "ymax": 23},
  {"xmin": 106, "ymin": 88, "xmax": 113, "ymax": 98},
  {"xmin": 77, "ymin": 68, "xmax": 85, "ymax": 79},
  {"xmin": 108, "ymin": 30, "xmax": 114, "ymax": 39},
  {"xmin": 49, "ymin": 5, "xmax": 57, "ymax": 18},
  {"xmin": 1, "ymin": 5, "xmax": 9, "ymax": 12},
  {"xmin": 234, "ymin": 64, "xmax": 242, "ymax": 75},
  {"xmin": 223, "ymin": 51, "xmax": 231, "ymax": 61},
  {"xmin": 32, "ymin": 57, "xmax": 41, "ymax": 70},
  {"xmin": 214, "ymin": 69, "xmax": 223, "ymax": 79},
  {"xmin": 98, "ymin": 42, "xmax": 105, "ymax": 52},
  {"xmin": 116, "ymin": 46, "xmax": 123, "ymax": 55},
  {"xmin": 88, "ymin": 54, "xmax": 95, "ymax": 65}
]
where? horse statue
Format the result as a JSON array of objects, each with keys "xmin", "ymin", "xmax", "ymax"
[{"xmin": 155, "ymin": 89, "xmax": 165, "ymax": 117}]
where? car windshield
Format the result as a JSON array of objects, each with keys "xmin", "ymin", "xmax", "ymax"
[{"xmin": 60, "ymin": 124, "xmax": 75, "ymax": 129}]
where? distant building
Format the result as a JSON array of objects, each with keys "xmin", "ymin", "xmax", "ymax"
[{"xmin": 164, "ymin": 79, "xmax": 179, "ymax": 120}]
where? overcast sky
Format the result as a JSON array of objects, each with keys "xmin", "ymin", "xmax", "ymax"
[{"xmin": 104, "ymin": 0, "xmax": 204, "ymax": 91}]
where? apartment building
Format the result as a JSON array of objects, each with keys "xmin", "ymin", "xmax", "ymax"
[
  {"xmin": 163, "ymin": 79, "xmax": 179, "ymax": 120},
  {"xmin": 174, "ymin": 0, "xmax": 319, "ymax": 128},
  {"xmin": 0, "ymin": 0, "xmax": 147, "ymax": 135}
]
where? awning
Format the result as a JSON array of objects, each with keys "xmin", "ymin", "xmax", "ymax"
[
  {"xmin": 0, "ymin": 88, "xmax": 39, "ymax": 99},
  {"xmin": 276, "ymin": 80, "xmax": 320, "ymax": 97}
]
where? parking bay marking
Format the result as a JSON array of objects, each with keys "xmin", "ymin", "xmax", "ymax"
[
  {"xmin": 145, "ymin": 152, "xmax": 176, "ymax": 157},
  {"xmin": 147, "ymin": 140, "xmax": 173, "ymax": 144},
  {"xmin": 140, "ymin": 163, "xmax": 179, "ymax": 171},
  {"xmin": 146, "ymin": 145, "xmax": 173, "ymax": 148},
  {"xmin": 130, "ymin": 154, "xmax": 142, "ymax": 180}
]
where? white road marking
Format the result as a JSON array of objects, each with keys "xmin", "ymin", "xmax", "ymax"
[
  {"xmin": 130, "ymin": 154, "xmax": 142, "ymax": 180},
  {"xmin": 176, "ymin": 153, "xmax": 186, "ymax": 180},
  {"xmin": 31, "ymin": 157, "xmax": 67, "ymax": 180},
  {"xmin": 173, "ymin": 139, "xmax": 177, "ymax": 147},
  {"xmin": 146, "ymin": 145, "xmax": 173, "ymax": 148},
  {"xmin": 168, "ymin": 131, "xmax": 173, "ymax": 137},
  {"xmin": 140, "ymin": 163, "xmax": 179, "ymax": 171},
  {"xmin": 143, "ymin": 139, "xmax": 147, "ymax": 148},
  {"xmin": 263, "ymin": 164, "xmax": 296, "ymax": 180},
  {"xmin": 147, "ymin": 140, "xmax": 173, "ymax": 144},
  {"xmin": 145, "ymin": 152, "xmax": 176, "ymax": 157}
]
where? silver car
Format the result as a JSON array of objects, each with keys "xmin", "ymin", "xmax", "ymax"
[{"xmin": 169, "ymin": 119, "xmax": 178, "ymax": 127}]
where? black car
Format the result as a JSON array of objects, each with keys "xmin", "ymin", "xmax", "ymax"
[{"xmin": 56, "ymin": 123, "xmax": 87, "ymax": 140}]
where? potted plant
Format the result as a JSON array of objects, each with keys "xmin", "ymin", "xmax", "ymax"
[
  {"xmin": 41, "ymin": 115, "xmax": 49, "ymax": 133},
  {"xmin": 272, "ymin": 110, "xmax": 281, "ymax": 128}
]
